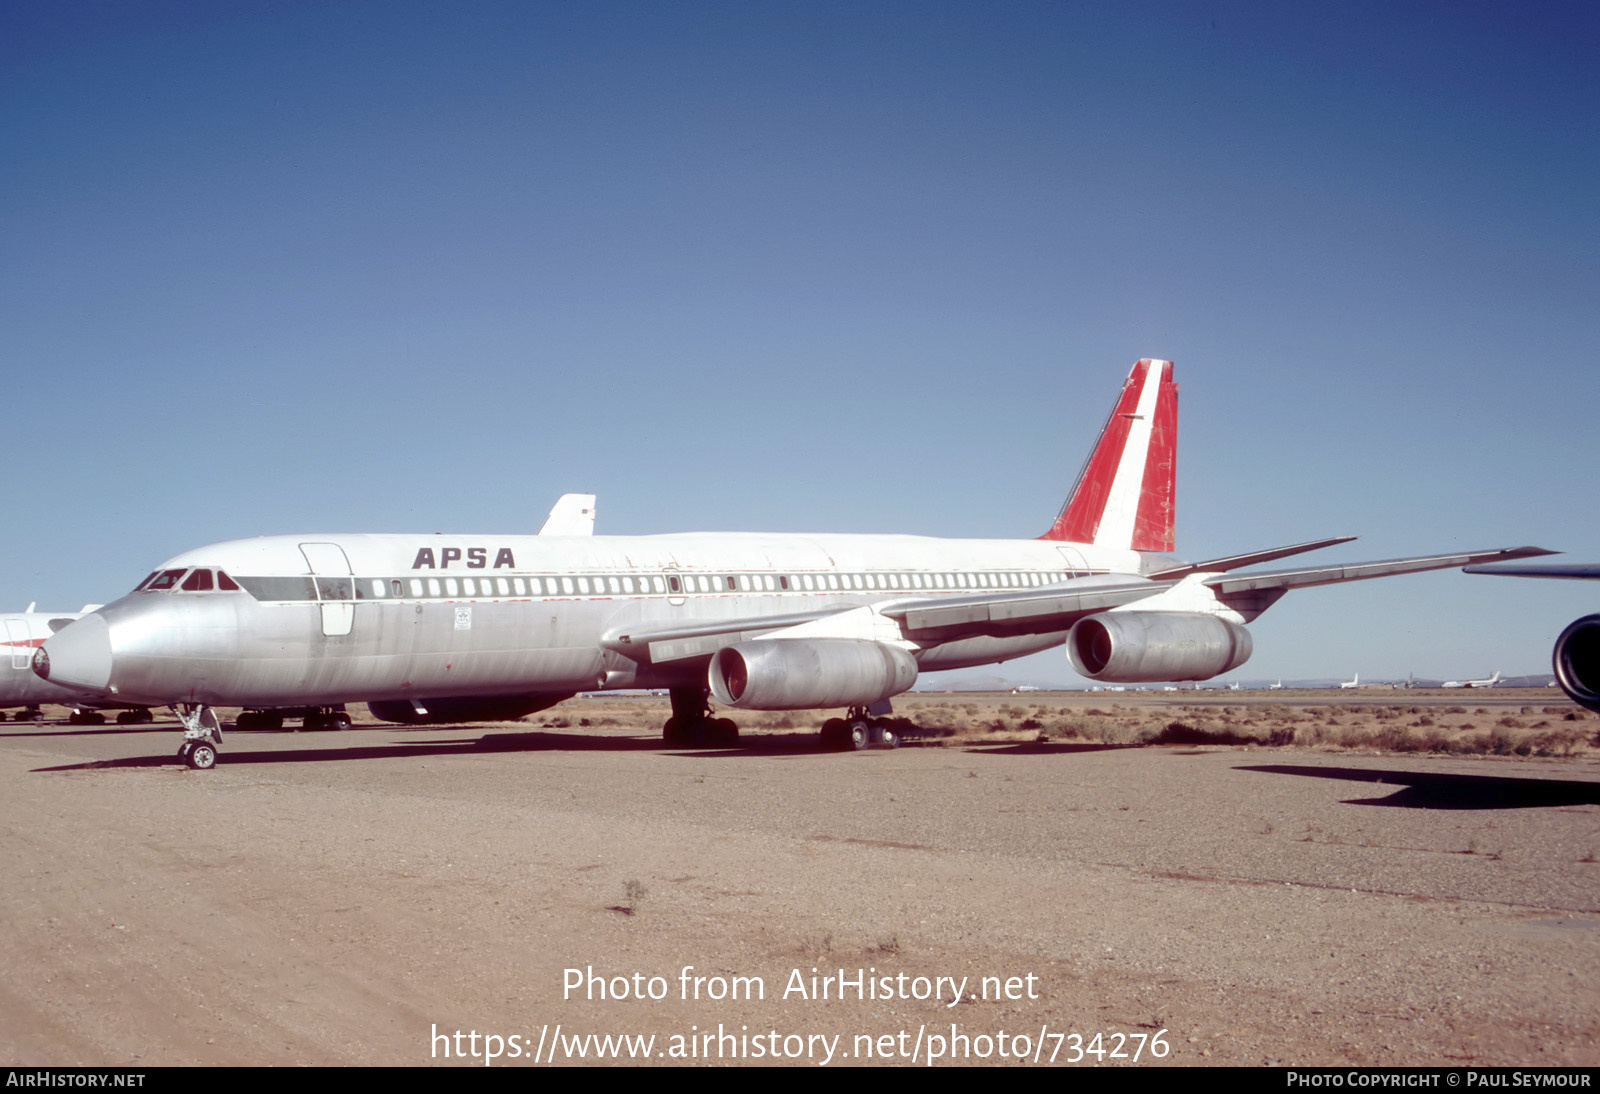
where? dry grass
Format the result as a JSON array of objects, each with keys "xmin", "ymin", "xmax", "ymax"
[{"xmin": 188, "ymin": 690, "xmax": 1597, "ymax": 759}]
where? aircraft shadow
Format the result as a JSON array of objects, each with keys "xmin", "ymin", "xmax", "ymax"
[
  {"xmin": 960, "ymin": 741, "xmax": 1141, "ymax": 756},
  {"xmin": 0, "ymin": 726, "xmax": 174, "ymax": 739},
  {"xmin": 1239, "ymin": 763, "xmax": 1600, "ymax": 810},
  {"xmin": 28, "ymin": 729, "xmax": 858, "ymax": 771}
]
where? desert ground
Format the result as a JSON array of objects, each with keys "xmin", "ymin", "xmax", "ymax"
[{"xmin": 2, "ymin": 689, "xmax": 1596, "ymax": 1067}]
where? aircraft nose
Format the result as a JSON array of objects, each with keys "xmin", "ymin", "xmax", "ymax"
[{"xmin": 34, "ymin": 614, "xmax": 113, "ymax": 692}]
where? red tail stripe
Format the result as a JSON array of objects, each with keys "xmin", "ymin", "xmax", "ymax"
[
  {"xmin": 1040, "ymin": 362, "xmax": 1149, "ymax": 544},
  {"xmin": 1131, "ymin": 374, "xmax": 1177, "ymax": 553}
]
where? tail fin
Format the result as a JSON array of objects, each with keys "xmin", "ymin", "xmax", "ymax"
[{"xmin": 1040, "ymin": 358, "xmax": 1177, "ymax": 552}]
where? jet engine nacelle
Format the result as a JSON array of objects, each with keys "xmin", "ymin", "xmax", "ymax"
[
  {"xmin": 1553, "ymin": 614, "xmax": 1600, "ymax": 713},
  {"xmin": 1067, "ymin": 611, "xmax": 1253, "ymax": 683},
  {"xmin": 367, "ymin": 693, "xmax": 574, "ymax": 725},
  {"xmin": 708, "ymin": 639, "xmax": 919, "ymax": 710}
]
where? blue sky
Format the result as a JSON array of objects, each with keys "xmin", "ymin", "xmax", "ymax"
[{"xmin": 3, "ymin": 1, "xmax": 1596, "ymax": 684}]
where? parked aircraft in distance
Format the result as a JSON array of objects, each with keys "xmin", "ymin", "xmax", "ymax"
[
  {"xmin": 1442, "ymin": 670, "xmax": 1500, "ymax": 689},
  {"xmin": 1339, "ymin": 673, "xmax": 1362, "ymax": 689},
  {"xmin": 0, "ymin": 605, "xmax": 153, "ymax": 724},
  {"xmin": 35, "ymin": 358, "xmax": 1553, "ymax": 768},
  {"xmin": 1464, "ymin": 563, "xmax": 1600, "ymax": 712}
]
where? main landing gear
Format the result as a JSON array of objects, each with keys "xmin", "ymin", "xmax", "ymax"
[
  {"xmin": 301, "ymin": 707, "xmax": 351, "ymax": 731},
  {"xmin": 819, "ymin": 706, "xmax": 900, "ymax": 752},
  {"xmin": 661, "ymin": 688, "xmax": 739, "ymax": 747},
  {"xmin": 174, "ymin": 704, "xmax": 223, "ymax": 770}
]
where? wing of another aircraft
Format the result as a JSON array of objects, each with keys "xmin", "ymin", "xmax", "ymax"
[
  {"xmin": 1465, "ymin": 562, "xmax": 1600, "ymax": 712},
  {"xmin": 1463, "ymin": 563, "xmax": 1600, "ymax": 579}
]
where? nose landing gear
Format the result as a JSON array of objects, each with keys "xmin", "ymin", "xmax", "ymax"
[{"xmin": 174, "ymin": 704, "xmax": 224, "ymax": 769}]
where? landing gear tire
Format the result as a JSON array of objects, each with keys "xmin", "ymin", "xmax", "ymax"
[
  {"xmin": 709, "ymin": 717, "xmax": 739, "ymax": 746},
  {"xmin": 185, "ymin": 741, "xmax": 217, "ymax": 770},
  {"xmin": 116, "ymin": 709, "xmax": 153, "ymax": 725},
  {"xmin": 847, "ymin": 719, "xmax": 871, "ymax": 751},
  {"xmin": 819, "ymin": 718, "xmax": 845, "ymax": 750},
  {"xmin": 663, "ymin": 716, "xmax": 687, "ymax": 746},
  {"xmin": 871, "ymin": 723, "xmax": 899, "ymax": 749}
]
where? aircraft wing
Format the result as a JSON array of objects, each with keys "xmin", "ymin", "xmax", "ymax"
[
  {"xmin": 608, "ymin": 548, "xmax": 1557, "ymax": 666},
  {"xmin": 1463, "ymin": 563, "xmax": 1600, "ymax": 579},
  {"xmin": 1145, "ymin": 536, "xmax": 1358, "ymax": 580},
  {"xmin": 604, "ymin": 576, "xmax": 1169, "ymax": 664},
  {"xmin": 1205, "ymin": 546, "xmax": 1556, "ymax": 596}
]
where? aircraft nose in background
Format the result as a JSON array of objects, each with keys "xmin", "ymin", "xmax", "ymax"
[{"xmin": 33, "ymin": 614, "xmax": 112, "ymax": 692}]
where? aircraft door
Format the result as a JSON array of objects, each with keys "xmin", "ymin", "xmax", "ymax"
[
  {"xmin": 1055, "ymin": 546, "xmax": 1089, "ymax": 578},
  {"xmin": 3, "ymin": 618, "xmax": 29, "ymax": 669},
  {"xmin": 300, "ymin": 542, "xmax": 356, "ymax": 637}
]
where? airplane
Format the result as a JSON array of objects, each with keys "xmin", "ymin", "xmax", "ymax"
[
  {"xmin": 1339, "ymin": 673, "xmax": 1361, "ymax": 689},
  {"xmin": 33, "ymin": 358, "xmax": 1553, "ymax": 769},
  {"xmin": 1462, "ymin": 563, "xmax": 1600, "ymax": 712},
  {"xmin": 0, "ymin": 605, "xmax": 154, "ymax": 724},
  {"xmin": 1442, "ymin": 670, "xmax": 1500, "ymax": 689}
]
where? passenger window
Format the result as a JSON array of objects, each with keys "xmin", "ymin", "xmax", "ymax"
[
  {"xmin": 371, "ymin": 579, "xmax": 387, "ymax": 598},
  {"xmin": 514, "ymin": 578, "xmax": 527, "ymax": 596},
  {"xmin": 392, "ymin": 579, "xmax": 404, "ymax": 596},
  {"xmin": 445, "ymin": 578, "xmax": 459, "ymax": 597},
  {"xmin": 428, "ymin": 579, "xmax": 441, "ymax": 597},
  {"xmin": 497, "ymin": 578, "xmax": 510, "ymax": 596},
  {"xmin": 463, "ymin": 578, "xmax": 476, "ymax": 596}
]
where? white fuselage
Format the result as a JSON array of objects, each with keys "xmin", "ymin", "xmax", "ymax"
[{"xmin": 41, "ymin": 531, "xmax": 1152, "ymax": 709}]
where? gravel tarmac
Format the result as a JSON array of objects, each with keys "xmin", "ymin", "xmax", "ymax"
[{"xmin": 1, "ymin": 700, "xmax": 1596, "ymax": 1067}]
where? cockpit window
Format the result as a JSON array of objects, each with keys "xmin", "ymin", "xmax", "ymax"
[
  {"xmin": 181, "ymin": 569, "xmax": 215, "ymax": 592},
  {"xmin": 217, "ymin": 571, "xmax": 240, "ymax": 591},
  {"xmin": 143, "ymin": 568, "xmax": 188, "ymax": 592}
]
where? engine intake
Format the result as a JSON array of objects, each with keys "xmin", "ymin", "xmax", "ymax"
[
  {"xmin": 1554, "ymin": 614, "xmax": 1600, "ymax": 713},
  {"xmin": 1068, "ymin": 611, "xmax": 1253, "ymax": 682},
  {"xmin": 709, "ymin": 639, "xmax": 918, "ymax": 710}
]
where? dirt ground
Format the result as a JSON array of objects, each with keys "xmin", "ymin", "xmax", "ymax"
[{"xmin": 1, "ymin": 690, "xmax": 1596, "ymax": 1067}]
